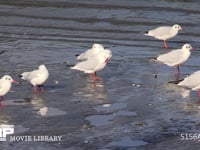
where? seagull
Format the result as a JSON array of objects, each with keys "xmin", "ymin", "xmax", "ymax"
[
  {"xmin": 71, "ymin": 49, "xmax": 112, "ymax": 81},
  {"xmin": 0, "ymin": 75, "xmax": 17, "ymax": 101},
  {"xmin": 145, "ymin": 24, "xmax": 182, "ymax": 48},
  {"xmin": 0, "ymin": 75, "xmax": 17, "ymax": 108},
  {"xmin": 19, "ymin": 64, "xmax": 49, "ymax": 93},
  {"xmin": 157, "ymin": 44, "xmax": 194, "ymax": 75},
  {"xmin": 77, "ymin": 43, "xmax": 105, "ymax": 61},
  {"xmin": 177, "ymin": 70, "xmax": 200, "ymax": 97}
]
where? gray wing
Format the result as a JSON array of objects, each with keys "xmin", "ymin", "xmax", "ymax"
[
  {"xmin": 72, "ymin": 58, "xmax": 100, "ymax": 73},
  {"xmin": 77, "ymin": 49, "xmax": 93, "ymax": 61},
  {"xmin": 21, "ymin": 70, "xmax": 41, "ymax": 81},
  {"xmin": 150, "ymin": 26, "xmax": 171, "ymax": 36},
  {"xmin": 157, "ymin": 49, "xmax": 183, "ymax": 66}
]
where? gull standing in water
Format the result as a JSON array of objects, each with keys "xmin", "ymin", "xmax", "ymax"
[
  {"xmin": 72, "ymin": 49, "xmax": 112, "ymax": 81},
  {"xmin": 145, "ymin": 24, "xmax": 182, "ymax": 48},
  {"xmin": 157, "ymin": 44, "xmax": 194, "ymax": 75},
  {"xmin": 0, "ymin": 75, "xmax": 18, "ymax": 108},
  {"xmin": 175, "ymin": 70, "xmax": 200, "ymax": 97},
  {"xmin": 19, "ymin": 64, "xmax": 49, "ymax": 93}
]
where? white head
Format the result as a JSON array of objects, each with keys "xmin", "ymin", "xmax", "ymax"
[
  {"xmin": 0, "ymin": 75, "xmax": 17, "ymax": 97},
  {"xmin": 92, "ymin": 43, "xmax": 104, "ymax": 51},
  {"xmin": 181, "ymin": 43, "xmax": 193, "ymax": 51},
  {"xmin": 172, "ymin": 24, "xmax": 182, "ymax": 31},
  {"xmin": 1, "ymin": 75, "xmax": 16, "ymax": 83},
  {"xmin": 39, "ymin": 64, "xmax": 47, "ymax": 70}
]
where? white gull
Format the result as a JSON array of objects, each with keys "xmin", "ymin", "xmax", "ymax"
[
  {"xmin": 178, "ymin": 71, "xmax": 200, "ymax": 97},
  {"xmin": 145, "ymin": 24, "xmax": 182, "ymax": 48},
  {"xmin": 157, "ymin": 44, "xmax": 193, "ymax": 75},
  {"xmin": 72, "ymin": 49, "xmax": 112, "ymax": 81},
  {"xmin": 20, "ymin": 64, "xmax": 49, "ymax": 93},
  {"xmin": 0, "ymin": 75, "xmax": 17, "ymax": 100},
  {"xmin": 0, "ymin": 75, "xmax": 17, "ymax": 108}
]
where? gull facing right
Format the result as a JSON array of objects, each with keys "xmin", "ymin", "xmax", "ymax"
[
  {"xmin": 77, "ymin": 43, "xmax": 104, "ymax": 61},
  {"xmin": 157, "ymin": 44, "xmax": 194, "ymax": 75},
  {"xmin": 145, "ymin": 24, "xmax": 182, "ymax": 48},
  {"xmin": 72, "ymin": 49, "xmax": 112, "ymax": 81},
  {"xmin": 177, "ymin": 70, "xmax": 200, "ymax": 97}
]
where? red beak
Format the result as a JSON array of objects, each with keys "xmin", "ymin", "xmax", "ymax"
[
  {"xmin": 192, "ymin": 47, "xmax": 196, "ymax": 51},
  {"xmin": 12, "ymin": 80, "xmax": 19, "ymax": 84}
]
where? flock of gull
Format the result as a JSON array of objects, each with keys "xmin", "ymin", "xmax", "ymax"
[{"xmin": 0, "ymin": 24, "xmax": 200, "ymax": 105}]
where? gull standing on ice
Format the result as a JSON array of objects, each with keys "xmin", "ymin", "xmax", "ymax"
[
  {"xmin": 72, "ymin": 49, "xmax": 112, "ymax": 81},
  {"xmin": 177, "ymin": 70, "xmax": 200, "ymax": 97},
  {"xmin": 145, "ymin": 24, "xmax": 182, "ymax": 48},
  {"xmin": 157, "ymin": 44, "xmax": 194, "ymax": 75},
  {"xmin": 77, "ymin": 43, "xmax": 104, "ymax": 61},
  {"xmin": 19, "ymin": 64, "xmax": 49, "ymax": 93},
  {"xmin": 0, "ymin": 75, "xmax": 18, "ymax": 108}
]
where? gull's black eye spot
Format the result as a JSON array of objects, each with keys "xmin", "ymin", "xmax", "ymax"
[
  {"xmin": 5, "ymin": 77, "xmax": 11, "ymax": 81},
  {"xmin": 186, "ymin": 45, "xmax": 191, "ymax": 49}
]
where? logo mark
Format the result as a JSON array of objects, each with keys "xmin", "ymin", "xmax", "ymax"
[{"xmin": 0, "ymin": 124, "xmax": 14, "ymax": 141}]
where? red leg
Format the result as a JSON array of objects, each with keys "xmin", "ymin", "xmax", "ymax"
[
  {"xmin": 198, "ymin": 91, "xmax": 200, "ymax": 97},
  {"xmin": 92, "ymin": 72, "xmax": 100, "ymax": 81},
  {"xmin": 1, "ymin": 97, "xmax": 5, "ymax": 109},
  {"xmin": 174, "ymin": 66, "xmax": 180, "ymax": 76},
  {"xmin": 163, "ymin": 40, "xmax": 168, "ymax": 48},
  {"xmin": 39, "ymin": 85, "xmax": 45, "ymax": 93},
  {"xmin": 34, "ymin": 86, "xmax": 37, "ymax": 94}
]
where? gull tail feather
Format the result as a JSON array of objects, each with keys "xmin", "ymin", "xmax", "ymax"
[
  {"xmin": 19, "ymin": 72, "xmax": 29, "ymax": 80},
  {"xmin": 168, "ymin": 79, "xmax": 184, "ymax": 84},
  {"xmin": 144, "ymin": 31, "xmax": 150, "ymax": 36}
]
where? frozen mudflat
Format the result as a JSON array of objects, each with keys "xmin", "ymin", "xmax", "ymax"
[{"xmin": 0, "ymin": 0, "xmax": 200, "ymax": 149}]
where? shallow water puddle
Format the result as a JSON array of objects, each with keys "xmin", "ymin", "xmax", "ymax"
[
  {"xmin": 86, "ymin": 110, "xmax": 137, "ymax": 126},
  {"xmin": 36, "ymin": 107, "xmax": 67, "ymax": 116},
  {"xmin": 86, "ymin": 114, "xmax": 114, "ymax": 126},
  {"xmin": 117, "ymin": 110, "xmax": 137, "ymax": 116},
  {"xmin": 94, "ymin": 103, "xmax": 127, "ymax": 112}
]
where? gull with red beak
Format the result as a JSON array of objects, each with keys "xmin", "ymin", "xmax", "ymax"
[
  {"xmin": 157, "ymin": 44, "xmax": 194, "ymax": 76},
  {"xmin": 145, "ymin": 24, "xmax": 182, "ymax": 48},
  {"xmin": 0, "ymin": 75, "xmax": 18, "ymax": 107},
  {"xmin": 71, "ymin": 49, "xmax": 112, "ymax": 81}
]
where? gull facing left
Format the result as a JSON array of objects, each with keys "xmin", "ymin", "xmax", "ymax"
[{"xmin": 19, "ymin": 64, "xmax": 49, "ymax": 93}]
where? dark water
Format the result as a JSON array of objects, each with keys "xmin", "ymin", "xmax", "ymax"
[{"xmin": 0, "ymin": 0, "xmax": 200, "ymax": 149}]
